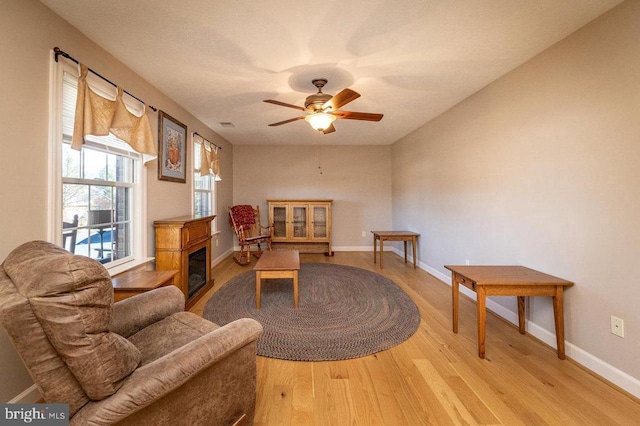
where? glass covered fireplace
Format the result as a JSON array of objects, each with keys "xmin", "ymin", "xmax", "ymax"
[{"xmin": 188, "ymin": 247, "xmax": 207, "ymax": 298}]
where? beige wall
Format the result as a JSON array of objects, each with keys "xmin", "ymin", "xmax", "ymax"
[
  {"xmin": 0, "ymin": 0, "xmax": 233, "ymax": 401},
  {"xmin": 392, "ymin": 0, "xmax": 640, "ymax": 385},
  {"xmin": 233, "ymin": 145, "xmax": 392, "ymax": 248}
]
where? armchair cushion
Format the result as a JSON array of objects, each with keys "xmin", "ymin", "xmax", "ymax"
[
  {"xmin": 110, "ymin": 285, "xmax": 185, "ymax": 338},
  {"xmin": 2, "ymin": 241, "xmax": 140, "ymax": 400},
  {"xmin": 128, "ymin": 311, "xmax": 220, "ymax": 366},
  {"xmin": 0, "ymin": 266, "xmax": 90, "ymax": 416}
]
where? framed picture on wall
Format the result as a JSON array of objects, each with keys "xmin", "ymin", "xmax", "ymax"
[{"xmin": 158, "ymin": 110, "xmax": 187, "ymax": 183}]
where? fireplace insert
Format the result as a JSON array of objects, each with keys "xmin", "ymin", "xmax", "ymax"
[{"xmin": 188, "ymin": 247, "xmax": 207, "ymax": 298}]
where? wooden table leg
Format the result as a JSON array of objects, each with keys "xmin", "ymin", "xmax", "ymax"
[
  {"xmin": 403, "ymin": 240, "xmax": 408, "ymax": 264},
  {"xmin": 412, "ymin": 236, "xmax": 417, "ymax": 269},
  {"xmin": 452, "ymin": 274, "xmax": 459, "ymax": 334},
  {"xmin": 517, "ymin": 296, "xmax": 526, "ymax": 334},
  {"xmin": 477, "ymin": 286, "xmax": 487, "ymax": 359},
  {"xmin": 380, "ymin": 239, "xmax": 384, "ymax": 269},
  {"xmin": 552, "ymin": 285, "xmax": 566, "ymax": 359},
  {"xmin": 255, "ymin": 271, "xmax": 262, "ymax": 309},
  {"xmin": 373, "ymin": 234, "xmax": 377, "ymax": 264},
  {"xmin": 293, "ymin": 270, "xmax": 299, "ymax": 308}
]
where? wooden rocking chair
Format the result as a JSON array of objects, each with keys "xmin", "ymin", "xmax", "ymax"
[{"xmin": 229, "ymin": 205, "xmax": 272, "ymax": 265}]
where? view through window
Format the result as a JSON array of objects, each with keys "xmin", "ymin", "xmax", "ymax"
[
  {"xmin": 60, "ymin": 71, "xmax": 141, "ymax": 266},
  {"xmin": 193, "ymin": 138, "xmax": 216, "ymax": 226}
]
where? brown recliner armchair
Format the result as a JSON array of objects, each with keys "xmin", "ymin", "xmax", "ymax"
[{"xmin": 0, "ymin": 241, "xmax": 263, "ymax": 425}]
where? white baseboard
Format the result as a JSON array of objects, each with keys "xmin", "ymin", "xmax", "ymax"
[
  {"xmin": 333, "ymin": 245, "xmax": 374, "ymax": 252},
  {"xmin": 212, "ymin": 247, "xmax": 234, "ymax": 267},
  {"xmin": 233, "ymin": 245, "xmax": 376, "ymax": 252},
  {"xmin": 391, "ymin": 247, "xmax": 640, "ymax": 399}
]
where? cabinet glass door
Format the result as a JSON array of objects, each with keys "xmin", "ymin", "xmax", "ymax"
[
  {"xmin": 312, "ymin": 206, "xmax": 327, "ymax": 239},
  {"xmin": 272, "ymin": 206, "xmax": 287, "ymax": 238},
  {"xmin": 292, "ymin": 206, "xmax": 308, "ymax": 238}
]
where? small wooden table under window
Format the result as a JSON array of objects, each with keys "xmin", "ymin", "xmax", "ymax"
[
  {"xmin": 371, "ymin": 231, "xmax": 420, "ymax": 269},
  {"xmin": 253, "ymin": 250, "xmax": 300, "ymax": 309},
  {"xmin": 444, "ymin": 265, "xmax": 573, "ymax": 360},
  {"xmin": 112, "ymin": 269, "xmax": 178, "ymax": 302}
]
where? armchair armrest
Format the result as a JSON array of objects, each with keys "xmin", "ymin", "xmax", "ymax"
[
  {"xmin": 110, "ymin": 285, "xmax": 185, "ymax": 337},
  {"xmin": 73, "ymin": 318, "xmax": 264, "ymax": 425}
]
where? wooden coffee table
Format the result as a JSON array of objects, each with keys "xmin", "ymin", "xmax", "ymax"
[{"xmin": 253, "ymin": 250, "xmax": 300, "ymax": 309}]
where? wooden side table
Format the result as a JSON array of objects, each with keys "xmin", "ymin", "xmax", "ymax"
[
  {"xmin": 444, "ymin": 265, "xmax": 573, "ymax": 359},
  {"xmin": 371, "ymin": 231, "xmax": 420, "ymax": 269},
  {"xmin": 112, "ymin": 269, "xmax": 178, "ymax": 302}
]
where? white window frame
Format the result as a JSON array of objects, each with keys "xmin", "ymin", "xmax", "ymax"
[
  {"xmin": 48, "ymin": 55, "xmax": 149, "ymax": 274},
  {"xmin": 193, "ymin": 136, "xmax": 217, "ymax": 231}
]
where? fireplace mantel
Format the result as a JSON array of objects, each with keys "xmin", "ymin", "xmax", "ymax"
[{"xmin": 154, "ymin": 214, "xmax": 216, "ymax": 308}]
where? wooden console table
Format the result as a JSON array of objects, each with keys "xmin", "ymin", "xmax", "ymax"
[
  {"xmin": 154, "ymin": 214, "xmax": 216, "ymax": 309},
  {"xmin": 112, "ymin": 269, "xmax": 178, "ymax": 302},
  {"xmin": 444, "ymin": 265, "xmax": 573, "ymax": 359},
  {"xmin": 371, "ymin": 231, "xmax": 420, "ymax": 269}
]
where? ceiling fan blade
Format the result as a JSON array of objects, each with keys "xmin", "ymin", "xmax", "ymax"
[
  {"xmin": 333, "ymin": 111, "xmax": 383, "ymax": 121},
  {"xmin": 263, "ymin": 99, "xmax": 306, "ymax": 111},
  {"xmin": 322, "ymin": 123, "xmax": 336, "ymax": 134},
  {"xmin": 323, "ymin": 89, "xmax": 360, "ymax": 111},
  {"xmin": 268, "ymin": 116, "xmax": 305, "ymax": 126}
]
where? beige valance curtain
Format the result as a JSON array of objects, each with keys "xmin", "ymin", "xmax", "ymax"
[
  {"xmin": 196, "ymin": 133, "xmax": 221, "ymax": 178},
  {"xmin": 72, "ymin": 64, "xmax": 156, "ymax": 158}
]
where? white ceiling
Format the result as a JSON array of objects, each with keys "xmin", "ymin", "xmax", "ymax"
[{"xmin": 40, "ymin": 0, "xmax": 622, "ymax": 146}]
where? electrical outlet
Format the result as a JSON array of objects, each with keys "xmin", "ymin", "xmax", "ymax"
[
  {"xmin": 611, "ymin": 316, "xmax": 624, "ymax": 338},
  {"xmin": 362, "ymin": 231, "xmax": 366, "ymax": 238},
  {"xmin": 215, "ymin": 239, "xmax": 219, "ymax": 247},
  {"xmin": 465, "ymin": 259, "xmax": 470, "ymax": 265}
]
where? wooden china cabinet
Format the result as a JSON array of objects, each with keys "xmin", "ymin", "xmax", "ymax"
[{"xmin": 267, "ymin": 199, "xmax": 333, "ymax": 255}]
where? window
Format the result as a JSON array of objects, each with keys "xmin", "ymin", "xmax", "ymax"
[
  {"xmin": 193, "ymin": 137, "xmax": 216, "ymax": 229},
  {"xmin": 52, "ymin": 61, "xmax": 146, "ymax": 269}
]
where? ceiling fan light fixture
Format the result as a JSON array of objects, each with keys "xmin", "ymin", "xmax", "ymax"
[
  {"xmin": 264, "ymin": 79, "xmax": 382, "ymax": 133},
  {"xmin": 305, "ymin": 112, "xmax": 336, "ymax": 131}
]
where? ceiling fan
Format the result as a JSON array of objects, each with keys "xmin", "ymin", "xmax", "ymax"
[{"xmin": 263, "ymin": 79, "xmax": 383, "ymax": 134}]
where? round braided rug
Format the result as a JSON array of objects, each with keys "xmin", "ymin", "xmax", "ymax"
[{"xmin": 203, "ymin": 263, "xmax": 420, "ymax": 361}]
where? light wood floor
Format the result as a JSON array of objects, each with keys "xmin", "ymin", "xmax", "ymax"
[{"xmin": 190, "ymin": 251, "xmax": 640, "ymax": 425}]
